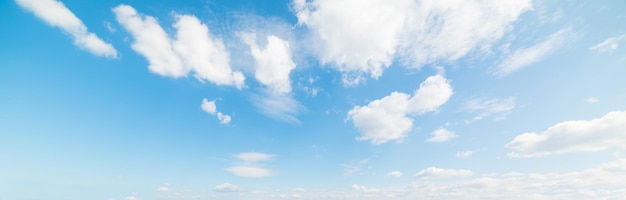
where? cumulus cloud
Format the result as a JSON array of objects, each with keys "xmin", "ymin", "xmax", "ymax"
[
  {"xmin": 213, "ymin": 183, "xmax": 242, "ymax": 192},
  {"xmin": 293, "ymin": 0, "xmax": 531, "ymax": 85},
  {"xmin": 241, "ymin": 33, "xmax": 303, "ymax": 123},
  {"xmin": 462, "ymin": 97, "xmax": 516, "ymax": 123},
  {"xmin": 347, "ymin": 75, "xmax": 453, "ymax": 144},
  {"xmin": 456, "ymin": 151, "xmax": 474, "ymax": 159},
  {"xmin": 590, "ymin": 33, "xmax": 626, "ymax": 53},
  {"xmin": 494, "ymin": 27, "xmax": 572, "ymax": 76},
  {"xmin": 113, "ymin": 5, "xmax": 245, "ymax": 88},
  {"xmin": 387, "ymin": 171, "xmax": 403, "ymax": 177},
  {"xmin": 201, "ymin": 98, "xmax": 232, "ymax": 124},
  {"xmin": 427, "ymin": 127, "xmax": 458, "ymax": 142},
  {"xmin": 16, "ymin": 0, "xmax": 118, "ymax": 58},
  {"xmin": 415, "ymin": 167, "xmax": 473, "ymax": 178},
  {"xmin": 226, "ymin": 152, "xmax": 276, "ymax": 178},
  {"xmin": 506, "ymin": 110, "xmax": 626, "ymax": 158}
]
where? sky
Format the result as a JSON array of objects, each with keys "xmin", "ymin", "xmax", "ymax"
[{"xmin": 1, "ymin": 0, "xmax": 626, "ymax": 199}]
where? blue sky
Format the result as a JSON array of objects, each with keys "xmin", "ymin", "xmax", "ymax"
[{"xmin": 1, "ymin": 0, "xmax": 626, "ymax": 199}]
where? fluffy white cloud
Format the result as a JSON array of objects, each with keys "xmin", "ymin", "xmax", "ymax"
[
  {"xmin": 590, "ymin": 33, "xmax": 626, "ymax": 53},
  {"xmin": 213, "ymin": 183, "xmax": 242, "ymax": 192},
  {"xmin": 387, "ymin": 171, "xmax": 403, "ymax": 177},
  {"xmin": 348, "ymin": 75, "xmax": 453, "ymax": 144},
  {"xmin": 462, "ymin": 97, "xmax": 516, "ymax": 123},
  {"xmin": 506, "ymin": 110, "xmax": 626, "ymax": 158},
  {"xmin": 113, "ymin": 5, "xmax": 244, "ymax": 88},
  {"xmin": 201, "ymin": 98, "xmax": 232, "ymax": 125},
  {"xmin": 241, "ymin": 33, "xmax": 302, "ymax": 123},
  {"xmin": 415, "ymin": 167, "xmax": 473, "ymax": 178},
  {"xmin": 16, "ymin": 0, "xmax": 118, "ymax": 58},
  {"xmin": 235, "ymin": 152, "xmax": 275, "ymax": 162},
  {"xmin": 293, "ymin": 0, "xmax": 531, "ymax": 85},
  {"xmin": 493, "ymin": 27, "xmax": 572, "ymax": 76},
  {"xmin": 456, "ymin": 151, "xmax": 474, "ymax": 159},
  {"xmin": 427, "ymin": 127, "xmax": 458, "ymax": 142},
  {"xmin": 293, "ymin": 0, "xmax": 413, "ymax": 85},
  {"xmin": 225, "ymin": 166, "xmax": 275, "ymax": 178}
]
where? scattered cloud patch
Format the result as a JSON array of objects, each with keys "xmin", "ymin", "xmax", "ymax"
[
  {"xmin": 241, "ymin": 33, "xmax": 303, "ymax": 123},
  {"xmin": 348, "ymin": 75, "xmax": 453, "ymax": 144},
  {"xmin": 342, "ymin": 159, "xmax": 369, "ymax": 176},
  {"xmin": 293, "ymin": 0, "xmax": 532, "ymax": 85},
  {"xmin": 226, "ymin": 152, "xmax": 276, "ymax": 177},
  {"xmin": 462, "ymin": 97, "xmax": 516, "ymax": 123},
  {"xmin": 427, "ymin": 127, "xmax": 458, "ymax": 143},
  {"xmin": 213, "ymin": 183, "xmax": 242, "ymax": 192},
  {"xmin": 387, "ymin": 171, "xmax": 403, "ymax": 177},
  {"xmin": 113, "ymin": 5, "xmax": 245, "ymax": 88},
  {"xmin": 456, "ymin": 151, "xmax": 474, "ymax": 159},
  {"xmin": 201, "ymin": 98, "xmax": 232, "ymax": 124},
  {"xmin": 590, "ymin": 33, "xmax": 626, "ymax": 53},
  {"xmin": 506, "ymin": 110, "xmax": 626, "ymax": 158},
  {"xmin": 16, "ymin": 0, "xmax": 118, "ymax": 58},
  {"xmin": 586, "ymin": 97, "xmax": 599, "ymax": 103},
  {"xmin": 494, "ymin": 27, "xmax": 572, "ymax": 76},
  {"xmin": 293, "ymin": 187, "xmax": 306, "ymax": 192},
  {"xmin": 415, "ymin": 167, "xmax": 473, "ymax": 178},
  {"xmin": 157, "ymin": 186, "xmax": 169, "ymax": 192}
]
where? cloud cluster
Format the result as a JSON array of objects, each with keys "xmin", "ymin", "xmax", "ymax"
[
  {"xmin": 347, "ymin": 75, "xmax": 453, "ymax": 144},
  {"xmin": 113, "ymin": 5, "xmax": 245, "ymax": 88},
  {"xmin": 201, "ymin": 98, "xmax": 232, "ymax": 124},
  {"xmin": 294, "ymin": 0, "xmax": 532, "ymax": 85},
  {"xmin": 506, "ymin": 110, "xmax": 626, "ymax": 158},
  {"xmin": 226, "ymin": 152, "xmax": 276, "ymax": 178},
  {"xmin": 427, "ymin": 127, "xmax": 458, "ymax": 142},
  {"xmin": 16, "ymin": 0, "xmax": 118, "ymax": 58}
]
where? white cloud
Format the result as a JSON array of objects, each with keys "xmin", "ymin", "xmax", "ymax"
[
  {"xmin": 113, "ymin": 5, "xmax": 244, "ymax": 88},
  {"xmin": 241, "ymin": 33, "xmax": 303, "ymax": 123},
  {"xmin": 293, "ymin": 187, "xmax": 306, "ymax": 192},
  {"xmin": 427, "ymin": 127, "xmax": 458, "ymax": 143},
  {"xmin": 462, "ymin": 97, "xmax": 516, "ymax": 122},
  {"xmin": 201, "ymin": 98, "xmax": 232, "ymax": 125},
  {"xmin": 225, "ymin": 166, "xmax": 275, "ymax": 178},
  {"xmin": 293, "ymin": 0, "xmax": 531, "ymax": 85},
  {"xmin": 342, "ymin": 159, "xmax": 369, "ymax": 176},
  {"xmin": 590, "ymin": 33, "xmax": 626, "ymax": 53},
  {"xmin": 586, "ymin": 97, "xmax": 599, "ymax": 103},
  {"xmin": 213, "ymin": 183, "xmax": 241, "ymax": 192},
  {"xmin": 456, "ymin": 151, "xmax": 474, "ymax": 159},
  {"xmin": 494, "ymin": 27, "xmax": 572, "ymax": 76},
  {"xmin": 348, "ymin": 75, "xmax": 453, "ymax": 144},
  {"xmin": 235, "ymin": 152, "xmax": 275, "ymax": 162},
  {"xmin": 506, "ymin": 110, "xmax": 626, "ymax": 158},
  {"xmin": 387, "ymin": 171, "xmax": 403, "ymax": 177},
  {"xmin": 16, "ymin": 0, "xmax": 118, "ymax": 58},
  {"xmin": 415, "ymin": 167, "xmax": 473, "ymax": 178},
  {"xmin": 124, "ymin": 196, "xmax": 136, "ymax": 200},
  {"xmin": 157, "ymin": 187, "xmax": 169, "ymax": 192},
  {"xmin": 227, "ymin": 152, "xmax": 276, "ymax": 178}
]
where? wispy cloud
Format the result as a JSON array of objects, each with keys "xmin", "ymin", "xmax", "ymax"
[
  {"xmin": 462, "ymin": 97, "xmax": 516, "ymax": 123},
  {"xmin": 226, "ymin": 152, "xmax": 276, "ymax": 178},
  {"xmin": 494, "ymin": 27, "xmax": 573, "ymax": 76},
  {"xmin": 16, "ymin": 0, "xmax": 118, "ymax": 58},
  {"xmin": 590, "ymin": 33, "xmax": 626, "ymax": 53}
]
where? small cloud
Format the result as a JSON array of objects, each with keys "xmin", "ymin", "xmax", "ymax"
[
  {"xmin": 415, "ymin": 167, "xmax": 473, "ymax": 178},
  {"xmin": 157, "ymin": 186, "xmax": 169, "ymax": 192},
  {"xmin": 213, "ymin": 183, "xmax": 241, "ymax": 192},
  {"xmin": 586, "ymin": 97, "xmax": 599, "ymax": 103},
  {"xmin": 225, "ymin": 166, "xmax": 274, "ymax": 178},
  {"xmin": 234, "ymin": 152, "xmax": 275, "ymax": 163},
  {"xmin": 201, "ymin": 98, "xmax": 232, "ymax": 125},
  {"xmin": 462, "ymin": 97, "xmax": 516, "ymax": 123},
  {"xmin": 342, "ymin": 159, "xmax": 369, "ymax": 176},
  {"xmin": 427, "ymin": 127, "xmax": 458, "ymax": 143},
  {"xmin": 293, "ymin": 187, "xmax": 306, "ymax": 192},
  {"xmin": 456, "ymin": 151, "xmax": 474, "ymax": 158},
  {"xmin": 387, "ymin": 171, "xmax": 403, "ymax": 177},
  {"xmin": 591, "ymin": 34, "xmax": 626, "ymax": 53}
]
